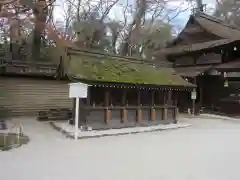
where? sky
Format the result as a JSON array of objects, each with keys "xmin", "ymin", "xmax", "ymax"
[{"xmin": 168, "ymin": 0, "xmax": 217, "ymax": 29}]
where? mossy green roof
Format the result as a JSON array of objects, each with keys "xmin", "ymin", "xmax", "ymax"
[{"xmin": 66, "ymin": 50, "xmax": 195, "ymax": 87}]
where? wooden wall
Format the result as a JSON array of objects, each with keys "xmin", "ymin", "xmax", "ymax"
[{"xmin": 0, "ymin": 77, "xmax": 72, "ymax": 116}]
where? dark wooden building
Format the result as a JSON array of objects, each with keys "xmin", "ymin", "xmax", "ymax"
[
  {"xmin": 0, "ymin": 43, "xmax": 72, "ymax": 116},
  {"xmin": 0, "ymin": 61, "xmax": 72, "ymax": 116},
  {"xmin": 0, "ymin": 42, "xmax": 195, "ymax": 128},
  {"xmin": 155, "ymin": 12, "xmax": 240, "ymax": 115},
  {"xmin": 65, "ymin": 47, "xmax": 195, "ymax": 129}
]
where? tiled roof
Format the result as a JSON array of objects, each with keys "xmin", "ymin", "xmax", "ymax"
[{"xmin": 195, "ymin": 12, "xmax": 240, "ymax": 39}]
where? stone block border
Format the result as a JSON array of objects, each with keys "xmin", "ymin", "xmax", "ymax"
[{"xmin": 49, "ymin": 122, "xmax": 191, "ymax": 140}]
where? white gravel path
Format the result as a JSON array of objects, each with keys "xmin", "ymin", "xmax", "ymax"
[{"xmin": 1, "ymin": 117, "xmax": 240, "ymax": 180}]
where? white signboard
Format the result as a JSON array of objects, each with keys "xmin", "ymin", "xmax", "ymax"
[
  {"xmin": 191, "ymin": 90, "xmax": 197, "ymax": 100},
  {"xmin": 69, "ymin": 82, "xmax": 90, "ymax": 98},
  {"xmin": 69, "ymin": 82, "xmax": 91, "ymax": 140}
]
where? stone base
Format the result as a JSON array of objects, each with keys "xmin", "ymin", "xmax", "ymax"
[{"xmin": 50, "ymin": 121, "xmax": 191, "ymax": 139}]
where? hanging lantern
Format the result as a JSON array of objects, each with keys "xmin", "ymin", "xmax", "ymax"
[{"xmin": 224, "ymin": 79, "xmax": 229, "ymax": 87}]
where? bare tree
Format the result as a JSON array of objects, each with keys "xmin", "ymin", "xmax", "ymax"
[
  {"xmin": 0, "ymin": 0, "xmax": 192, "ymax": 63},
  {"xmin": 214, "ymin": 0, "xmax": 240, "ymax": 26},
  {"xmin": 117, "ymin": 0, "xmax": 191, "ymax": 56}
]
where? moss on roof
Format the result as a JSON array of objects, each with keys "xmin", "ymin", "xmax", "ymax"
[{"xmin": 66, "ymin": 51, "xmax": 195, "ymax": 87}]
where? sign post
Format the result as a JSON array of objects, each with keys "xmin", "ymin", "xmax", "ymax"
[
  {"xmin": 69, "ymin": 82, "xmax": 90, "ymax": 140},
  {"xmin": 191, "ymin": 89, "xmax": 197, "ymax": 115},
  {"xmin": 75, "ymin": 97, "xmax": 80, "ymax": 140},
  {"xmin": 191, "ymin": 90, "xmax": 196, "ymax": 100}
]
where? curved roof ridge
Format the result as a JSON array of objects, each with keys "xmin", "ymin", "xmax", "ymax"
[{"xmin": 195, "ymin": 12, "xmax": 240, "ymax": 31}]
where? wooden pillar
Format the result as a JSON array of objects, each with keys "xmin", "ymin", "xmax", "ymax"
[
  {"xmin": 164, "ymin": 91, "xmax": 167, "ymax": 105},
  {"xmin": 151, "ymin": 108, "xmax": 156, "ymax": 121},
  {"xmin": 174, "ymin": 107, "xmax": 179, "ymax": 122},
  {"xmin": 200, "ymin": 87, "xmax": 203, "ymax": 111},
  {"xmin": 105, "ymin": 108, "xmax": 110, "ymax": 123},
  {"xmin": 164, "ymin": 89, "xmax": 172, "ymax": 120},
  {"xmin": 172, "ymin": 90, "xmax": 178, "ymax": 123},
  {"xmin": 151, "ymin": 90, "xmax": 155, "ymax": 105},
  {"xmin": 87, "ymin": 86, "xmax": 91, "ymax": 106},
  {"xmin": 137, "ymin": 89, "xmax": 142, "ymax": 121},
  {"xmin": 79, "ymin": 98, "xmax": 86, "ymax": 125},
  {"xmin": 167, "ymin": 90, "xmax": 172, "ymax": 105},
  {"xmin": 151, "ymin": 90, "xmax": 156, "ymax": 121},
  {"xmin": 137, "ymin": 108, "xmax": 142, "ymax": 121},
  {"xmin": 84, "ymin": 86, "xmax": 91, "ymax": 125},
  {"xmin": 163, "ymin": 106, "xmax": 168, "ymax": 120},
  {"xmin": 121, "ymin": 89, "xmax": 127, "ymax": 122},
  {"xmin": 72, "ymin": 98, "xmax": 76, "ymax": 119},
  {"xmin": 105, "ymin": 89, "xmax": 110, "ymax": 123},
  {"xmin": 105, "ymin": 89, "xmax": 109, "ymax": 106}
]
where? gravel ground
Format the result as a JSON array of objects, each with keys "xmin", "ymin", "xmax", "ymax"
[{"xmin": 1, "ymin": 117, "xmax": 240, "ymax": 180}]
